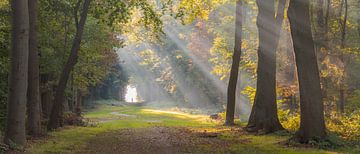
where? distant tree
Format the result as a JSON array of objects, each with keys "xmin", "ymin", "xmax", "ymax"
[
  {"xmin": 27, "ymin": 0, "xmax": 42, "ymax": 136},
  {"xmin": 288, "ymin": 0, "xmax": 326, "ymax": 142},
  {"xmin": 358, "ymin": 0, "xmax": 360, "ymax": 36},
  {"xmin": 48, "ymin": 0, "xmax": 91, "ymax": 130},
  {"xmin": 4, "ymin": 0, "xmax": 29, "ymax": 147},
  {"xmin": 247, "ymin": 0, "xmax": 285, "ymax": 133},
  {"xmin": 338, "ymin": 0, "xmax": 348, "ymax": 114},
  {"xmin": 225, "ymin": 0, "xmax": 243, "ymax": 126}
]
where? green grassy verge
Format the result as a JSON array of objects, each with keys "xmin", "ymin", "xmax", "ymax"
[{"xmin": 27, "ymin": 104, "xmax": 359, "ymax": 154}]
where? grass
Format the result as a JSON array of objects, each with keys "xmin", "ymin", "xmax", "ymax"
[
  {"xmin": 27, "ymin": 104, "xmax": 360, "ymax": 154},
  {"xmin": 27, "ymin": 105, "xmax": 215, "ymax": 153}
]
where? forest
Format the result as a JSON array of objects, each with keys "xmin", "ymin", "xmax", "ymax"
[{"xmin": 0, "ymin": 0, "xmax": 360, "ymax": 153}]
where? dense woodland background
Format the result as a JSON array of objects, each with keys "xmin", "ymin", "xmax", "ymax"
[{"xmin": 0, "ymin": 0, "xmax": 359, "ymax": 150}]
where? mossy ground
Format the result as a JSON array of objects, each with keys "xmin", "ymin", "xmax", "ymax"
[{"xmin": 27, "ymin": 104, "xmax": 360, "ymax": 154}]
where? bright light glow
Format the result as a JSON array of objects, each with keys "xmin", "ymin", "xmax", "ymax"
[
  {"xmin": 141, "ymin": 109, "xmax": 209, "ymax": 122},
  {"xmin": 125, "ymin": 85, "xmax": 138, "ymax": 102}
]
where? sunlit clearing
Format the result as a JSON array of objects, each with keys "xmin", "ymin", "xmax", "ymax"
[
  {"xmin": 125, "ymin": 85, "xmax": 138, "ymax": 102},
  {"xmin": 141, "ymin": 108, "xmax": 216, "ymax": 124}
]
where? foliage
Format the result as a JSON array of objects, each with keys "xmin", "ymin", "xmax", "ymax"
[
  {"xmin": 96, "ymin": 0, "xmax": 165, "ymax": 44},
  {"xmin": 138, "ymin": 49, "xmax": 161, "ymax": 70},
  {"xmin": 241, "ymin": 86, "xmax": 256, "ymax": 104},
  {"xmin": 346, "ymin": 90, "xmax": 360, "ymax": 113},
  {"xmin": 89, "ymin": 65, "xmax": 129, "ymax": 101},
  {"xmin": 0, "ymin": 0, "xmax": 9, "ymax": 131},
  {"xmin": 177, "ymin": 0, "xmax": 228, "ymax": 24},
  {"xmin": 279, "ymin": 109, "xmax": 300, "ymax": 132},
  {"xmin": 209, "ymin": 36, "xmax": 232, "ymax": 80},
  {"xmin": 0, "ymin": 0, "xmax": 359, "ymax": 150},
  {"xmin": 326, "ymin": 113, "xmax": 360, "ymax": 141},
  {"xmin": 35, "ymin": 0, "xmax": 167, "ymax": 103},
  {"xmin": 63, "ymin": 112, "xmax": 85, "ymax": 126},
  {"xmin": 73, "ymin": 17, "xmax": 118, "ymax": 94},
  {"xmin": 279, "ymin": 109, "xmax": 360, "ymax": 141}
]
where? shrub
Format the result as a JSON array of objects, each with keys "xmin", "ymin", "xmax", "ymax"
[
  {"xmin": 346, "ymin": 90, "xmax": 360, "ymax": 113},
  {"xmin": 279, "ymin": 109, "xmax": 360, "ymax": 141},
  {"xmin": 326, "ymin": 113, "xmax": 360, "ymax": 141},
  {"xmin": 63, "ymin": 112, "xmax": 85, "ymax": 126},
  {"xmin": 278, "ymin": 109, "xmax": 300, "ymax": 131}
]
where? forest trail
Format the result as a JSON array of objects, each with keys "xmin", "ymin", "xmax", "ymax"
[
  {"xmin": 27, "ymin": 102, "xmax": 356, "ymax": 154},
  {"xmin": 78, "ymin": 105, "xmax": 246, "ymax": 153},
  {"xmin": 78, "ymin": 126, "xmax": 246, "ymax": 153}
]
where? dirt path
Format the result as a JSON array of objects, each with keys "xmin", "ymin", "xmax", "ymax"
[{"xmin": 77, "ymin": 126, "xmax": 248, "ymax": 154}]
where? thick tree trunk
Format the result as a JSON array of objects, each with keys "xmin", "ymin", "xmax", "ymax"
[
  {"xmin": 247, "ymin": 0, "xmax": 285, "ymax": 133},
  {"xmin": 288, "ymin": 0, "xmax": 326, "ymax": 142},
  {"xmin": 4, "ymin": 0, "xmax": 29, "ymax": 147},
  {"xmin": 48, "ymin": 0, "xmax": 91, "ymax": 130},
  {"xmin": 27, "ymin": 0, "xmax": 42, "ymax": 137},
  {"xmin": 225, "ymin": 0, "xmax": 242, "ymax": 126}
]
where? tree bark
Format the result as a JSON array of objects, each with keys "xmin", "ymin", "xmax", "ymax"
[
  {"xmin": 27, "ymin": 0, "xmax": 42, "ymax": 137},
  {"xmin": 316, "ymin": 0, "xmax": 330, "ymax": 102},
  {"xmin": 317, "ymin": 0, "xmax": 325, "ymax": 28},
  {"xmin": 288, "ymin": 0, "xmax": 326, "ymax": 142},
  {"xmin": 75, "ymin": 90, "xmax": 82, "ymax": 117},
  {"xmin": 4, "ymin": 0, "xmax": 29, "ymax": 147},
  {"xmin": 246, "ymin": 0, "xmax": 285, "ymax": 133},
  {"xmin": 48, "ymin": 0, "xmax": 91, "ymax": 130},
  {"xmin": 324, "ymin": 0, "xmax": 331, "ymax": 36},
  {"xmin": 40, "ymin": 74, "xmax": 53, "ymax": 121},
  {"xmin": 338, "ymin": 0, "xmax": 347, "ymax": 114},
  {"xmin": 41, "ymin": 88, "xmax": 53, "ymax": 120},
  {"xmin": 358, "ymin": 0, "xmax": 360, "ymax": 37},
  {"xmin": 225, "ymin": 0, "xmax": 242, "ymax": 126}
]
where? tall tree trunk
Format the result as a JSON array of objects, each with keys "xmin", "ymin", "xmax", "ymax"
[
  {"xmin": 27, "ymin": 0, "xmax": 42, "ymax": 136},
  {"xmin": 358, "ymin": 0, "xmax": 360, "ymax": 37},
  {"xmin": 40, "ymin": 74, "xmax": 53, "ymax": 121},
  {"xmin": 317, "ymin": 0, "xmax": 325, "ymax": 28},
  {"xmin": 324, "ymin": 0, "xmax": 331, "ymax": 36},
  {"xmin": 288, "ymin": 0, "xmax": 326, "ymax": 142},
  {"xmin": 75, "ymin": 90, "xmax": 82, "ymax": 117},
  {"xmin": 338, "ymin": 0, "xmax": 347, "ymax": 114},
  {"xmin": 225, "ymin": 0, "xmax": 243, "ymax": 126},
  {"xmin": 4, "ymin": 0, "xmax": 29, "ymax": 147},
  {"xmin": 48, "ymin": 0, "xmax": 91, "ymax": 130},
  {"xmin": 41, "ymin": 88, "xmax": 53, "ymax": 120},
  {"xmin": 247, "ymin": 0, "xmax": 285, "ymax": 133},
  {"xmin": 317, "ymin": 0, "xmax": 330, "ymax": 102}
]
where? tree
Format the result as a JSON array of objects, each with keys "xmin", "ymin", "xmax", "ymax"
[
  {"xmin": 4, "ymin": 0, "xmax": 29, "ymax": 147},
  {"xmin": 358, "ymin": 0, "xmax": 360, "ymax": 36},
  {"xmin": 246, "ymin": 0, "xmax": 285, "ymax": 133},
  {"xmin": 48, "ymin": 0, "xmax": 91, "ymax": 130},
  {"xmin": 288, "ymin": 0, "xmax": 326, "ymax": 142},
  {"xmin": 27, "ymin": 0, "xmax": 42, "ymax": 136},
  {"xmin": 338, "ymin": 0, "xmax": 348, "ymax": 114},
  {"xmin": 225, "ymin": 0, "xmax": 242, "ymax": 126}
]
